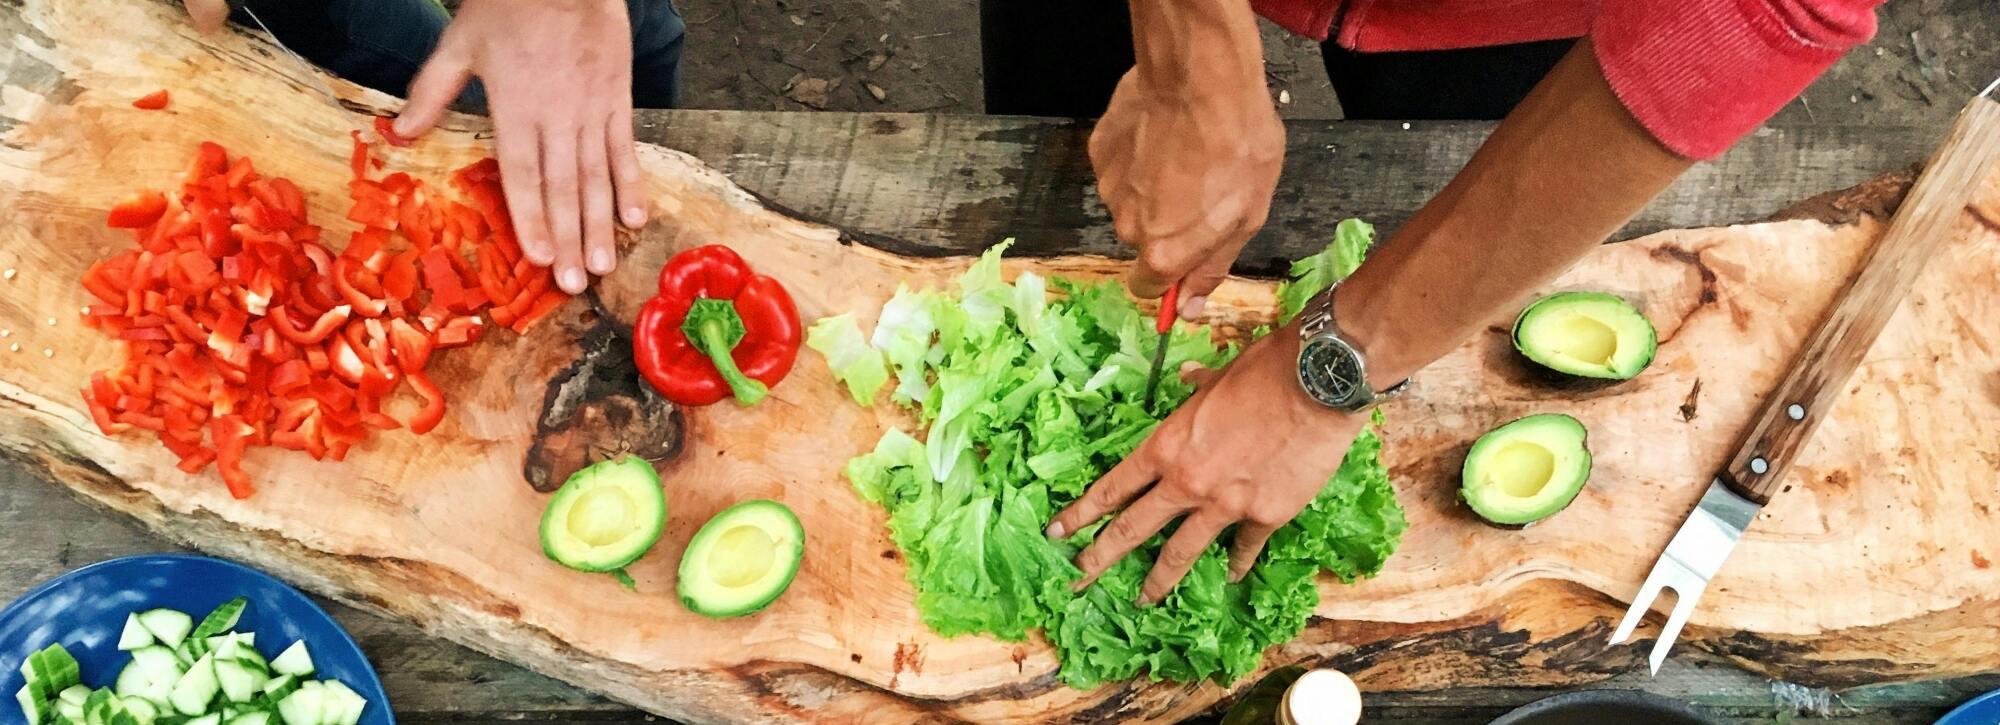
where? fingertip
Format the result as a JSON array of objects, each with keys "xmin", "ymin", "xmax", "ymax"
[
  {"xmin": 1180, "ymin": 295, "xmax": 1207, "ymax": 320},
  {"xmin": 1044, "ymin": 521, "xmax": 1067, "ymax": 540},
  {"xmin": 621, "ymin": 205, "xmax": 648, "ymax": 228},
  {"xmin": 587, "ymin": 247, "xmax": 616, "ymax": 277},
  {"xmin": 557, "ymin": 266, "xmax": 588, "ymax": 295}
]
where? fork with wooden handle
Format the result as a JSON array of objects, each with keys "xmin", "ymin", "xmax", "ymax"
[{"xmin": 1610, "ymin": 83, "xmax": 2000, "ymax": 674}]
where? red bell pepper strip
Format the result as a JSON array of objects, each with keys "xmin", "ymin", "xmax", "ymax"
[
  {"xmin": 374, "ymin": 116, "xmax": 413, "ymax": 147},
  {"xmin": 434, "ymin": 316, "xmax": 484, "ymax": 348},
  {"xmin": 632, "ymin": 245, "xmax": 800, "ymax": 406},
  {"xmin": 349, "ymin": 130, "xmax": 370, "ymax": 180},
  {"xmin": 270, "ymin": 305, "xmax": 351, "ymax": 345},
  {"xmin": 404, "ymin": 370, "xmax": 446, "ymax": 434},
  {"xmin": 132, "ymin": 90, "xmax": 170, "ymax": 110},
  {"xmin": 332, "ymin": 258, "xmax": 388, "ymax": 317}
]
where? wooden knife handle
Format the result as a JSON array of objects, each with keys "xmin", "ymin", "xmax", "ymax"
[{"xmin": 1720, "ymin": 95, "xmax": 2000, "ymax": 505}]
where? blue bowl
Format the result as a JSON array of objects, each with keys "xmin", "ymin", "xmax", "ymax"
[
  {"xmin": 0, "ymin": 554, "xmax": 392, "ymax": 724},
  {"xmin": 1937, "ymin": 688, "xmax": 2000, "ymax": 725}
]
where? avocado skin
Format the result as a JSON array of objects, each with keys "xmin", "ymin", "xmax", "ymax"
[{"xmin": 1509, "ymin": 291, "xmax": 1657, "ymax": 385}]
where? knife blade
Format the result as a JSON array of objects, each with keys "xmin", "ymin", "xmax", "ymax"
[
  {"xmin": 1140, "ymin": 282, "xmax": 1182, "ymax": 410},
  {"xmin": 1610, "ymin": 86, "xmax": 2000, "ymax": 674},
  {"xmin": 230, "ymin": 1, "xmax": 367, "ymax": 133}
]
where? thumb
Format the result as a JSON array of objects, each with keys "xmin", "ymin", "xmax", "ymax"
[
  {"xmin": 394, "ymin": 31, "xmax": 474, "ymax": 139},
  {"xmin": 1174, "ymin": 244, "xmax": 1240, "ymax": 321},
  {"xmin": 1177, "ymin": 360, "xmax": 1223, "ymax": 389},
  {"xmin": 183, "ymin": 0, "xmax": 228, "ymax": 33}
]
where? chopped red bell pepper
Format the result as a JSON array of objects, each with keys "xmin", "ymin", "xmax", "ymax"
[
  {"xmin": 374, "ymin": 116, "xmax": 412, "ymax": 147},
  {"xmin": 82, "ymin": 140, "xmax": 532, "ymax": 496},
  {"xmin": 107, "ymin": 191, "xmax": 168, "ymax": 229},
  {"xmin": 633, "ymin": 245, "xmax": 801, "ymax": 406},
  {"xmin": 132, "ymin": 90, "xmax": 171, "ymax": 110}
]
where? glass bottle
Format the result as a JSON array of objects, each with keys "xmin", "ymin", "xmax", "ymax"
[{"xmin": 1220, "ymin": 665, "xmax": 1362, "ymax": 725}]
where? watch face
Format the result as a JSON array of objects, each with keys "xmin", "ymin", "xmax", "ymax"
[{"xmin": 1298, "ymin": 336, "xmax": 1368, "ymax": 409}]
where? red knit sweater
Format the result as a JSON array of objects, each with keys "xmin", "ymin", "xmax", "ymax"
[{"xmin": 1251, "ymin": 0, "xmax": 1884, "ymax": 158}]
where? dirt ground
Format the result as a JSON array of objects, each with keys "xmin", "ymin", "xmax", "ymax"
[{"xmin": 675, "ymin": 0, "xmax": 2000, "ymax": 131}]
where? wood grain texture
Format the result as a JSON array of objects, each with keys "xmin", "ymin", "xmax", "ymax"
[
  {"xmin": 639, "ymin": 112, "xmax": 1941, "ymax": 268},
  {"xmin": 1720, "ymin": 97, "xmax": 2000, "ymax": 504},
  {"xmin": 2, "ymin": 2, "xmax": 1999, "ymax": 724}
]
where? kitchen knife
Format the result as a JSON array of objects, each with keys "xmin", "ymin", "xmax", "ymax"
[
  {"xmin": 1141, "ymin": 282, "xmax": 1182, "ymax": 410},
  {"xmin": 228, "ymin": 0, "xmax": 368, "ymax": 133},
  {"xmin": 1610, "ymin": 85, "xmax": 2000, "ymax": 674}
]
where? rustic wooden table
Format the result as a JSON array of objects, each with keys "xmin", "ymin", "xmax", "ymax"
[{"xmin": 4, "ymin": 109, "xmax": 1995, "ymax": 724}]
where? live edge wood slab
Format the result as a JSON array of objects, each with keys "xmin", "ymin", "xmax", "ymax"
[{"xmin": 1, "ymin": 1, "xmax": 1998, "ymax": 723}]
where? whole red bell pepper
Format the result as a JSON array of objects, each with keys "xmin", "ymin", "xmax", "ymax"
[{"xmin": 633, "ymin": 245, "xmax": 800, "ymax": 406}]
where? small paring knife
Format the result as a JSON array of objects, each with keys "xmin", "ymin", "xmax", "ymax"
[
  {"xmin": 1610, "ymin": 85, "xmax": 2000, "ymax": 674},
  {"xmin": 1141, "ymin": 282, "xmax": 1182, "ymax": 410}
]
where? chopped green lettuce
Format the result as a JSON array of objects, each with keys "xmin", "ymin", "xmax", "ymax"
[
  {"xmin": 813, "ymin": 225, "xmax": 1404, "ymax": 688},
  {"xmin": 1276, "ymin": 218, "xmax": 1375, "ymax": 324},
  {"xmin": 806, "ymin": 313, "xmax": 889, "ymax": 405}
]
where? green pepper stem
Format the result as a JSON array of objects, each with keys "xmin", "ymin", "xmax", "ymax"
[{"xmin": 696, "ymin": 314, "xmax": 769, "ymax": 406}]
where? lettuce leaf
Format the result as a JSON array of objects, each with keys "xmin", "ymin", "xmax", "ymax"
[
  {"xmin": 1275, "ymin": 218, "xmax": 1375, "ymax": 324},
  {"xmin": 809, "ymin": 226, "xmax": 1404, "ymax": 688},
  {"xmin": 806, "ymin": 313, "xmax": 889, "ymax": 405}
]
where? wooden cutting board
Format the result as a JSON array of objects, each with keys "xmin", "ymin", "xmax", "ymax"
[{"xmin": 3, "ymin": 1, "xmax": 1999, "ymax": 722}]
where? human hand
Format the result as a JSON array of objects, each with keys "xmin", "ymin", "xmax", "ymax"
[
  {"xmin": 1044, "ymin": 333, "xmax": 1360, "ymax": 606},
  {"xmin": 182, "ymin": 0, "xmax": 228, "ymax": 33},
  {"xmin": 392, "ymin": 0, "xmax": 650, "ymax": 295},
  {"xmin": 1088, "ymin": 68, "xmax": 1284, "ymax": 319}
]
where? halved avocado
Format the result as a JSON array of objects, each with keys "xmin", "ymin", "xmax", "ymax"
[
  {"xmin": 1460, "ymin": 413, "xmax": 1592, "ymax": 527},
  {"xmin": 678, "ymin": 499, "xmax": 804, "ymax": 618},
  {"xmin": 540, "ymin": 455, "xmax": 668, "ymax": 574},
  {"xmin": 1512, "ymin": 292, "xmax": 1657, "ymax": 380}
]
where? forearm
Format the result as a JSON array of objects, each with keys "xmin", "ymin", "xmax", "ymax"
[
  {"xmin": 1126, "ymin": 0, "xmax": 1263, "ymax": 94},
  {"xmin": 1337, "ymin": 39, "xmax": 1694, "ymax": 388}
]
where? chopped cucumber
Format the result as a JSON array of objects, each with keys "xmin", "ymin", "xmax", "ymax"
[
  {"xmin": 118, "ymin": 615, "xmax": 156, "ymax": 651},
  {"xmin": 225, "ymin": 713, "xmax": 271, "ymax": 725},
  {"xmin": 166, "ymin": 655, "xmax": 218, "ymax": 716},
  {"xmin": 136, "ymin": 610, "xmax": 194, "ymax": 649},
  {"xmin": 272, "ymin": 687, "xmax": 321, "ymax": 725},
  {"xmin": 18, "ymin": 684, "xmax": 51, "ymax": 724},
  {"xmin": 266, "ymin": 644, "xmax": 311, "ymax": 678},
  {"xmin": 82, "ymin": 689, "xmax": 111, "ymax": 725},
  {"xmin": 214, "ymin": 660, "xmax": 268, "ymax": 704},
  {"xmin": 188, "ymin": 600, "xmax": 246, "ymax": 643},
  {"xmin": 172, "ymin": 643, "xmax": 196, "ymax": 670},
  {"xmin": 57, "ymin": 697, "xmax": 85, "ymax": 724},
  {"xmin": 58, "ymin": 686, "xmax": 90, "ymax": 707},
  {"xmin": 318, "ymin": 681, "xmax": 364, "ymax": 725},
  {"xmin": 24, "ymin": 645, "xmax": 81, "ymax": 698},
  {"xmin": 186, "ymin": 716, "xmax": 221, "ymax": 725},
  {"xmin": 122, "ymin": 697, "xmax": 158, "ymax": 725},
  {"xmin": 258, "ymin": 675, "xmax": 297, "ymax": 701}
]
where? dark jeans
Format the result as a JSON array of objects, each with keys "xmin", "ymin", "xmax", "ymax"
[
  {"xmin": 980, "ymin": 0, "xmax": 1575, "ymax": 119},
  {"xmin": 232, "ymin": 0, "xmax": 686, "ymax": 110}
]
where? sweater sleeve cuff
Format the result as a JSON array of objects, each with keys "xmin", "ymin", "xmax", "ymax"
[{"xmin": 1593, "ymin": 0, "xmax": 1879, "ymax": 160}]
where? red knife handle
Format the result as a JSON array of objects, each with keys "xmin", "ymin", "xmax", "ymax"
[{"xmin": 1156, "ymin": 283, "xmax": 1181, "ymax": 334}]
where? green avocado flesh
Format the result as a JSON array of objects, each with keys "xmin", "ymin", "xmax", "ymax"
[
  {"xmin": 1460, "ymin": 414, "xmax": 1592, "ymax": 526},
  {"xmin": 1512, "ymin": 291, "xmax": 1657, "ymax": 380},
  {"xmin": 678, "ymin": 499, "xmax": 804, "ymax": 618},
  {"xmin": 540, "ymin": 456, "xmax": 668, "ymax": 573}
]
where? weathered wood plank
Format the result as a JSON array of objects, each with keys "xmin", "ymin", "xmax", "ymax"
[
  {"xmin": 5, "ymin": 457, "xmax": 1992, "ymax": 722},
  {"xmin": 639, "ymin": 111, "xmax": 1940, "ymax": 272}
]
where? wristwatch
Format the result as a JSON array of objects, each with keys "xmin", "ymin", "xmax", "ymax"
[{"xmin": 1296, "ymin": 286, "xmax": 1408, "ymax": 413}]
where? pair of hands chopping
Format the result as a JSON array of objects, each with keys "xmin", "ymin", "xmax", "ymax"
[
  {"xmin": 1053, "ymin": 62, "xmax": 1362, "ymax": 602},
  {"xmin": 184, "ymin": 0, "xmax": 645, "ymax": 296}
]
